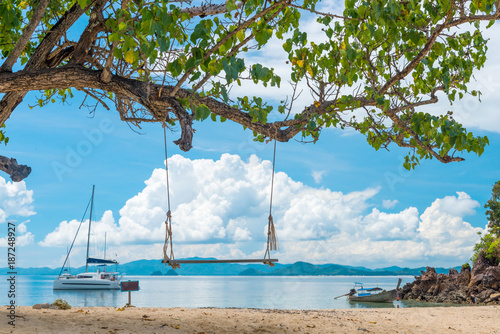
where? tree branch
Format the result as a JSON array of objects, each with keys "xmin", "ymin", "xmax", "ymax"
[
  {"xmin": 0, "ymin": 65, "xmax": 309, "ymax": 145},
  {"xmin": 0, "ymin": 0, "xmax": 51, "ymax": 73},
  {"xmin": 0, "ymin": 156, "xmax": 31, "ymax": 182},
  {"xmin": 170, "ymin": 0, "xmax": 289, "ymax": 97},
  {"xmin": 46, "ymin": 45, "xmax": 75, "ymax": 68},
  {"xmin": 0, "ymin": 0, "xmax": 98, "ymax": 126},
  {"xmin": 180, "ymin": 1, "xmax": 243, "ymax": 18},
  {"xmin": 377, "ymin": 22, "xmax": 446, "ymax": 96},
  {"xmin": 69, "ymin": 0, "xmax": 107, "ymax": 65}
]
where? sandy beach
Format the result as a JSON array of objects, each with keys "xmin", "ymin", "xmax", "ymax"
[{"xmin": 1, "ymin": 305, "xmax": 499, "ymax": 334}]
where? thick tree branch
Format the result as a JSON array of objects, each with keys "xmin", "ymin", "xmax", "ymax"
[
  {"xmin": 168, "ymin": 98, "xmax": 194, "ymax": 151},
  {"xmin": 0, "ymin": 65, "xmax": 308, "ymax": 144},
  {"xmin": 69, "ymin": 0, "xmax": 107, "ymax": 65},
  {"xmin": 447, "ymin": 5, "xmax": 500, "ymax": 27},
  {"xmin": 0, "ymin": 156, "xmax": 31, "ymax": 182},
  {"xmin": 46, "ymin": 46, "xmax": 75, "ymax": 68}
]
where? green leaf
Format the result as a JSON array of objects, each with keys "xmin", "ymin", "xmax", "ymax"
[
  {"xmin": 194, "ymin": 104, "xmax": 211, "ymax": 121},
  {"xmin": 77, "ymin": 0, "xmax": 89, "ymax": 10}
]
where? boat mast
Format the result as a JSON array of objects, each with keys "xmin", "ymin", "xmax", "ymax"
[
  {"xmin": 85, "ymin": 185, "xmax": 95, "ymax": 273},
  {"xmin": 104, "ymin": 232, "xmax": 107, "ymax": 272}
]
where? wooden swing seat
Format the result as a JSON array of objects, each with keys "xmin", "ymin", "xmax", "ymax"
[{"xmin": 162, "ymin": 258, "xmax": 278, "ymax": 265}]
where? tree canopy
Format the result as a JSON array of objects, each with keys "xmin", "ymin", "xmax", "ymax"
[
  {"xmin": 1, "ymin": 0, "xmax": 498, "ymax": 181},
  {"xmin": 472, "ymin": 180, "xmax": 500, "ymax": 266},
  {"xmin": 485, "ymin": 180, "xmax": 500, "ymax": 236}
]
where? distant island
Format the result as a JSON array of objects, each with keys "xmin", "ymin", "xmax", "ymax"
[{"xmin": 2, "ymin": 257, "xmax": 460, "ymax": 276}]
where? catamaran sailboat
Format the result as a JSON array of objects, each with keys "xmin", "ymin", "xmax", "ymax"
[{"xmin": 53, "ymin": 185, "xmax": 122, "ymax": 290}]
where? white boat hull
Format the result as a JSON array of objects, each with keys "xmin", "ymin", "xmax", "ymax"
[
  {"xmin": 53, "ymin": 272, "xmax": 121, "ymax": 290},
  {"xmin": 53, "ymin": 280, "xmax": 120, "ymax": 290}
]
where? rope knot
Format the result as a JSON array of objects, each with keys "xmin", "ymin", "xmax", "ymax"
[{"xmin": 266, "ymin": 214, "xmax": 278, "ymax": 252}]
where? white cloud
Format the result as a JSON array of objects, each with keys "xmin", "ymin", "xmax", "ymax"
[
  {"xmin": 417, "ymin": 192, "xmax": 481, "ymax": 249},
  {"xmin": 0, "ymin": 177, "xmax": 35, "ymax": 223},
  {"xmin": 274, "ymin": 192, "xmax": 482, "ymax": 267},
  {"xmin": 429, "ymin": 191, "xmax": 479, "ymax": 217},
  {"xmin": 41, "ymin": 154, "xmax": 484, "ymax": 267},
  {"xmin": 382, "ymin": 199, "xmax": 398, "ymax": 209},
  {"xmin": 17, "ymin": 222, "xmax": 28, "ymax": 233},
  {"xmin": 311, "ymin": 170, "xmax": 326, "ymax": 184},
  {"xmin": 227, "ymin": 218, "xmax": 252, "ymax": 241},
  {"xmin": 0, "ymin": 177, "xmax": 36, "ymax": 247},
  {"xmin": 361, "ymin": 207, "xmax": 420, "ymax": 241}
]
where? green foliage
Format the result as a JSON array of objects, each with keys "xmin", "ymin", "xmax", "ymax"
[
  {"xmin": 485, "ymin": 181, "xmax": 500, "ymax": 236},
  {"xmin": 0, "ymin": 0, "xmax": 497, "ymax": 168},
  {"xmin": 29, "ymin": 88, "xmax": 74, "ymax": 109},
  {"xmin": 193, "ymin": 104, "xmax": 211, "ymax": 121},
  {"xmin": 1, "ymin": 0, "xmax": 76, "ymax": 62},
  {"xmin": 471, "ymin": 180, "xmax": 500, "ymax": 266},
  {"xmin": 0, "ymin": 0, "xmax": 24, "ymax": 58},
  {"xmin": 282, "ymin": 0, "xmax": 492, "ymax": 168},
  {"xmin": 0, "ymin": 124, "xmax": 9, "ymax": 146},
  {"xmin": 471, "ymin": 233, "xmax": 500, "ymax": 266}
]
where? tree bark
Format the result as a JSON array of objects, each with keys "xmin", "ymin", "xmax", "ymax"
[{"xmin": 0, "ymin": 156, "xmax": 31, "ymax": 182}]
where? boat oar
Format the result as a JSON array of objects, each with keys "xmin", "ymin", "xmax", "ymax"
[{"xmin": 334, "ymin": 293, "xmax": 350, "ymax": 300}]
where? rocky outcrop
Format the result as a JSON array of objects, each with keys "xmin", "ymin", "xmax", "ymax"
[
  {"xmin": 482, "ymin": 266, "xmax": 500, "ymax": 290},
  {"xmin": 400, "ymin": 253, "xmax": 500, "ymax": 305}
]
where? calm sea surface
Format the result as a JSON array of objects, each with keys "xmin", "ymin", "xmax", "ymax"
[{"xmin": 1, "ymin": 275, "xmax": 445, "ymax": 309}]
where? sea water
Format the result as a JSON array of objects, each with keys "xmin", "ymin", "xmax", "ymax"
[{"xmin": 0, "ymin": 275, "xmax": 439, "ymax": 309}]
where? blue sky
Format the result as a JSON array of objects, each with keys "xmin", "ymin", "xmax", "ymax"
[{"xmin": 1, "ymin": 2, "xmax": 500, "ymax": 270}]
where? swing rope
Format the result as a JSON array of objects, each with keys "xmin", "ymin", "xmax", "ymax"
[
  {"xmin": 264, "ymin": 140, "xmax": 278, "ymax": 264},
  {"xmin": 162, "ymin": 125, "xmax": 180, "ymax": 269},
  {"xmin": 161, "ymin": 130, "xmax": 279, "ymax": 267}
]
